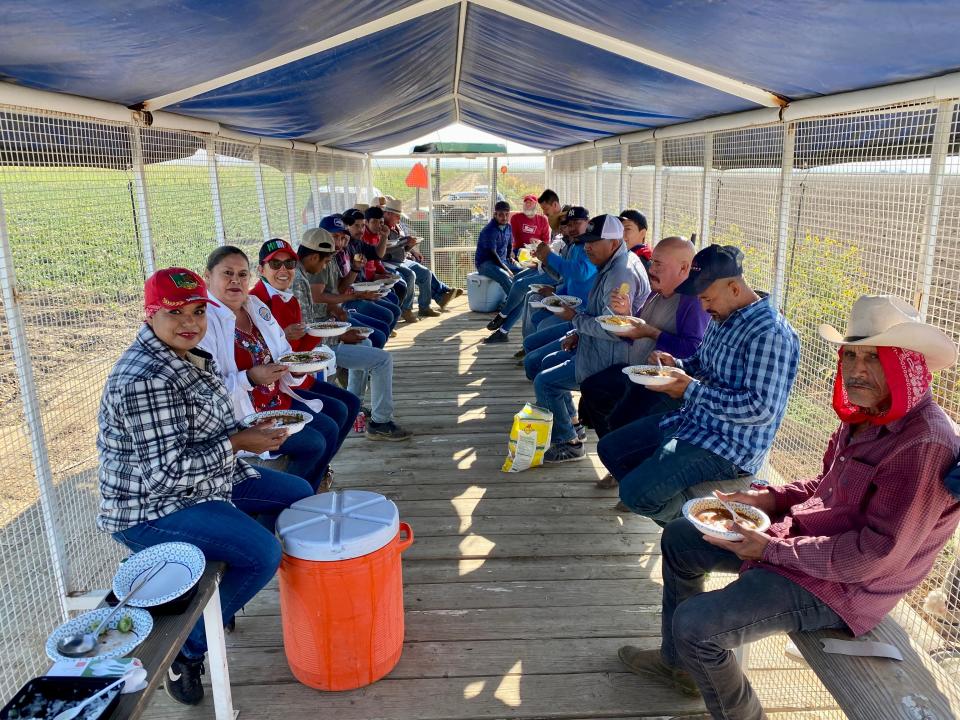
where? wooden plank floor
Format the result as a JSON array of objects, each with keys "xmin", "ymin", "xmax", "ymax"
[{"xmin": 141, "ymin": 300, "xmax": 833, "ymax": 720}]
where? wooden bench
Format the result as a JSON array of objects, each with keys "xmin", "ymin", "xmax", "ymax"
[
  {"xmin": 789, "ymin": 608, "xmax": 960, "ymax": 720},
  {"xmin": 99, "ymin": 561, "xmax": 236, "ymax": 720}
]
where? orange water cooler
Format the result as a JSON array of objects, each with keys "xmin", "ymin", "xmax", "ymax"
[{"xmin": 275, "ymin": 490, "xmax": 414, "ymax": 690}]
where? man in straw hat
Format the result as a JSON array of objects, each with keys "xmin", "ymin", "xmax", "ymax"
[{"xmin": 619, "ymin": 294, "xmax": 960, "ymax": 720}]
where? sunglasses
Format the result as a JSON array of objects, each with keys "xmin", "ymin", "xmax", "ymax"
[{"xmin": 266, "ymin": 259, "xmax": 298, "ymax": 270}]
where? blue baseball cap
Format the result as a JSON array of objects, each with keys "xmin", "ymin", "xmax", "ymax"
[
  {"xmin": 676, "ymin": 244, "xmax": 744, "ymax": 295},
  {"xmin": 319, "ymin": 214, "xmax": 347, "ymax": 235}
]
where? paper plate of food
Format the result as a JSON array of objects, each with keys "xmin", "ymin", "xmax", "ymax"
[
  {"xmin": 242, "ymin": 409, "xmax": 314, "ymax": 435},
  {"xmin": 379, "ymin": 276, "xmax": 401, "ymax": 287},
  {"xmin": 305, "ymin": 320, "xmax": 352, "ymax": 338},
  {"xmin": 596, "ymin": 315, "xmax": 641, "ymax": 334},
  {"xmin": 46, "ymin": 607, "xmax": 153, "ymax": 663},
  {"xmin": 541, "ymin": 295, "xmax": 582, "ymax": 313},
  {"xmin": 682, "ymin": 497, "xmax": 771, "ymax": 541},
  {"xmin": 352, "ymin": 281, "xmax": 382, "ymax": 292},
  {"xmin": 350, "ymin": 326, "xmax": 375, "ymax": 339},
  {"xmin": 528, "ymin": 283, "xmax": 554, "ymax": 293},
  {"xmin": 278, "ymin": 349, "xmax": 334, "ymax": 373},
  {"xmin": 622, "ymin": 364, "xmax": 678, "ymax": 386},
  {"xmin": 112, "ymin": 542, "xmax": 206, "ymax": 608}
]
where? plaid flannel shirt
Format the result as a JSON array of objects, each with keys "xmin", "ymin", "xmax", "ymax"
[
  {"xmin": 662, "ymin": 295, "xmax": 799, "ymax": 474},
  {"xmin": 97, "ymin": 324, "xmax": 258, "ymax": 533}
]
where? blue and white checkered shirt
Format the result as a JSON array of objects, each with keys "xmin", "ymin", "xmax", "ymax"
[{"xmin": 662, "ymin": 295, "xmax": 800, "ymax": 474}]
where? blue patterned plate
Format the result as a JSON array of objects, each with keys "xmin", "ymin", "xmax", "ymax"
[
  {"xmin": 112, "ymin": 542, "xmax": 205, "ymax": 608},
  {"xmin": 46, "ymin": 607, "xmax": 153, "ymax": 662}
]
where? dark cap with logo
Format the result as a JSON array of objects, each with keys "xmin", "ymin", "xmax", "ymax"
[
  {"xmin": 565, "ymin": 206, "xmax": 589, "ymax": 222},
  {"xmin": 675, "ymin": 244, "xmax": 744, "ymax": 296}
]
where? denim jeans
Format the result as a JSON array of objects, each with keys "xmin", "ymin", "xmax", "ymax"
[
  {"xmin": 578, "ymin": 364, "xmax": 682, "ymax": 438},
  {"xmin": 278, "ymin": 394, "xmax": 339, "ymax": 490},
  {"xmin": 500, "ymin": 269, "xmax": 553, "ymax": 332},
  {"xmin": 232, "ymin": 466, "xmax": 313, "ymax": 531},
  {"xmin": 387, "ymin": 258, "xmax": 436, "ymax": 311},
  {"xmin": 348, "ymin": 313, "xmax": 388, "ymax": 348},
  {"xmin": 660, "ymin": 518, "xmax": 846, "ymax": 719},
  {"xmin": 533, "ymin": 355, "xmax": 580, "ymax": 443},
  {"xmin": 346, "ymin": 298, "xmax": 400, "ymax": 330},
  {"xmin": 333, "ymin": 340, "xmax": 395, "ymax": 424},
  {"xmin": 111, "ymin": 469, "xmax": 312, "ymax": 659},
  {"xmin": 306, "ymin": 380, "xmax": 361, "ymax": 451},
  {"xmin": 477, "ymin": 260, "xmax": 521, "ymax": 297},
  {"xmin": 429, "ymin": 272, "xmax": 452, "ymax": 302},
  {"xmin": 597, "ymin": 412, "xmax": 740, "ymax": 525}
]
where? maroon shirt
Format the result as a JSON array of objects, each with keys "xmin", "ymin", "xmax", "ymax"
[{"xmin": 747, "ymin": 393, "xmax": 959, "ymax": 636}]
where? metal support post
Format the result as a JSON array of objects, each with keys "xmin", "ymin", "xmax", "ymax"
[
  {"xmin": 916, "ymin": 99, "xmax": 953, "ymax": 319},
  {"xmin": 284, "ymin": 152, "xmax": 299, "ymax": 244},
  {"xmin": 619, "ymin": 144, "xmax": 628, "ymax": 210},
  {"xmin": 652, "ymin": 140, "xmax": 664, "ymax": 242},
  {"xmin": 252, "ymin": 148, "xmax": 271, "ymax": 243},
  {"xmin": 0, "ymin": 188, "xmax": 70, "ymax": 617},
  {"xmin": 309, "ymin": 157, "xmax": 322, "ymax": 230},
  {"xmin": 544, "ymin": 153, "xmax": 553, "ymax": 191},
  {"xmin": 130, "ymin": 126, "xmax": 156, "ymax": 276},
  {"xmin": 365, "ymin": 155, "xmax": 374, "ymax": 202},
  {"xmin": 427, "ymin": 157, "xmax": 437, "ymax": 273},
  {"xmin": 595, "ymin": 147, "xmax": 603, "ymax": 212},
  {"xmin": 700, "ymin": 133, "xmax": 714, "ymax": 248},
  {"xmin": 772, "ymin": 123, "xmax": 796, "ymax": 310},
  {"xmin": 206, "ymin": 138, "xmax": 226, "ymax": 246}
]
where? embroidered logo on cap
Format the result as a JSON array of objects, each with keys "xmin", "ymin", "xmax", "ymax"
[{"xmin": 169, "ymin": 272, "xmax": 198, "ymax": 289}]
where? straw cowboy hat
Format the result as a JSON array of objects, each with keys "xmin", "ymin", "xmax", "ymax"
[
  {"xmin": 383, "ymin": 196, "xmax": 403, "ymax": 214},
  {"xmin": 819, "ymin": 294, "xmax": 958, "ymax": 371}
]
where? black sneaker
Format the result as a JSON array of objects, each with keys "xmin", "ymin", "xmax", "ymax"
[
  {"xmin": 513, "ymin": 348, "xmax": 526, "ymax": 359},
  {"xmin": 573, "ymin": 422, "xmax": 587, "ymax": 441},
  {"xmin": 486, "ymin": 314, "xmax": 507, "ymax": 331},
  {"xmin": 165, "ymin": 653, "xmax": 205, "ymax": 705},
  {"xmin": 544, "ymin": 442, "xmax": 586, "ymax": 463},
  {"xmin": 366, "ymin": 421, "xmax": 413, "ymax": 442},
  {"xmin": 224, "ymin": 616, "xmax": 236, "ymax": 634},
  {"xmin": 483, "ymin": 330, "xmax": 509, "ymax": 344}
]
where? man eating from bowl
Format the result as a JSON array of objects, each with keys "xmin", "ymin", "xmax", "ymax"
[{"xmin": 620, "ymin": 294, "xmax": 960, "ymax": 720}]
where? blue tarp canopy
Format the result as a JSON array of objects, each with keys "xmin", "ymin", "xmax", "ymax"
[{"xmin": 1, "ymin": 0, "xmax": 960, "ymax": 153}]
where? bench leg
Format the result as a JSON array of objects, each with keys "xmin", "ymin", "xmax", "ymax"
[{"xmin": 202, "ymin": 584, "xmax": 238, "ymax": 719}]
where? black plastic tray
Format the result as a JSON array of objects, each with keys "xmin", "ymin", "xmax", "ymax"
[{"xmin": 1, "ymin": 676, "xmax": 122, "ymax": 719}]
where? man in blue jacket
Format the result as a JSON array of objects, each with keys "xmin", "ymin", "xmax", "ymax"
[{"xmin": 475, "ymin": 201, "xmax": 521, "ymax": 299}]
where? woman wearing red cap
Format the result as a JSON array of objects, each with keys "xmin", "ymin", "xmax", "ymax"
[{"xmin": 97, "ymin": 267, "xmax": 313, "ymax": 706}]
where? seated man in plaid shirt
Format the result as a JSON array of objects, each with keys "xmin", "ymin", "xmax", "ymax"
[
  {"xmin": 620, "ymin": 294, "xmax": 960, "ymax": 720},
  {"xmin": 598, "ymin": 244, "xmax": 800, "ymax": 521}
]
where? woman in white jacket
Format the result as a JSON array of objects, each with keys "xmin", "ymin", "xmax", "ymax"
[{"xmin": 199, "ymin": 246, "xmax": 352, "ymax": 491}]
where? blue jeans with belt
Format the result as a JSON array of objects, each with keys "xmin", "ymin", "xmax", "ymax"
[
  {"xmin": 112, "ymin": 468, "xmax": 313, "ymax": 660},
  {"xmin": 597, "ymin": 412, "xmax": 740, "ymax": 525},
  {"xmin": 660, "ymin": 518, "xmax": 846, "ymax": 718},
  {"xmin": 533, "ymin": 355, "xmax": 579, "ymax": 444}
]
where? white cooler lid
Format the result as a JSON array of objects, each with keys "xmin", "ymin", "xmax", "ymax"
[{"xmin": 276, "ymin": 490, "xmax": 400, "ymax": 561}]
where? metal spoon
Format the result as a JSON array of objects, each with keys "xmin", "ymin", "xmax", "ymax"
[
  {"xmin": 56, "ymin": 561, "xmax": 164, "ymax": 658},
  {"xmin": 52, "ymin": 670, "xmax": 135, "ymax": 720}
]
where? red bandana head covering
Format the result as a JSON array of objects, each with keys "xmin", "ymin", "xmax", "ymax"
[{"xmin": 832, "ymin": 346, "xmax": 931, "ymax": 425}]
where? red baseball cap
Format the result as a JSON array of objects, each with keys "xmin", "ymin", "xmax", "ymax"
[
  {"xmin": 144, "ymin": 267, "xmax": 218, "ymax": 316},
  {"xmin": 523, "ymin": 194, "xmax": 538, "ymax": 203},
  {"xmin": 259, "ymin": 238, "xmax": 296, "ymax": 264}
]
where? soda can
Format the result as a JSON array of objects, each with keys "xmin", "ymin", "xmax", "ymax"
[{"xmin": 353, "ymin": 411, "xmax": 367, "ymax": 434}]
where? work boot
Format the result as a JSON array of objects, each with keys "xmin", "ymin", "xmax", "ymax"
[
  {"xmin": 366, "ymin": 421, "xmax": 413, "ymax": 442},
  {"xmin": 438, "ymin": 288, "xmax": 458, "ymax": 309},
  {"xmin": 401, "ymin": 309, "xmax": 419, "ymax": 324},
  {"xmin": 419, "ymin": 307, "xmax": 441, "ymax": 318},
  {"xmin": 618, "ymin": 646, "xmax": 701, "ymax": 698},
  {"xmin": 165, "ymin": 653, "xmax": 206, "ymax": 706}
]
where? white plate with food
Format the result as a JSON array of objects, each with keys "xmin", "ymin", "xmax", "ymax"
[
  {"xmin": 352, "ymin": 281, "xmax": 383, "ymax": 292},
  {"xmin": 597, "ymin": 315, "xmax": 641, "ymax": 334},
  {"xmin": 350, "ymin": 326, "xmax": 375, "ymax": 339},
  {"xmin": 46, "ymin": 607, "xmax": 153, "ymax": 663},
  {"xmin": 112, "ymin": 542, "xmax": 205, "ymax": 608},
  {"xmin": 622, "ymin": 365, "xmax": 678, "ymax": 386},
  {"xmin": 278, "ymin": 349, "xmax": 335, "ymax": 374},
  {"xmin": 305, "ymin": 320, "xmax": 352, "ymax": 338},
  {"xmin": 682, "ymin": 497, "xmax": 771, "ymax": 541},
  {"xmin": 242, "ymin": 408, "xmax": 314, "ymax": 435},
  {"xmin": 379, "ymin": 276, "xmax": 401, "ymax": 287},
  {"xmin": 528, "ymin": 283, "xmax": 554, "ymax": 293},
  {"xmin": 541, "ymin": 295, "xmax": 582, "ymax": 314}
]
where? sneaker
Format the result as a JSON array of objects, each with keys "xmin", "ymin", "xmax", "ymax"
[
  {"xmin": 618, "ymin": 646, "xmax": 701, "ymax": 698},
  {"xmin": 483, "ymin": 330, "xmax": 509, "ymax": 344},
  {"xmin": 389, "ymin": 330, "xmax": 398, "ymax": 338},
  {"xmin": 486, "ymin": 313, "xmax": 507, "ymax": 331},
  {"xmin": 319, "ymin": 467, "xmax": 335, "ymax": 492},
  {"xmin": 438, "ymin": 289, "xmax": 458, "ymax": 309},
  {"xmin": 544, "ymin": 441, "xmax": 586, "ymax": 463},
  {"xmin": 165, "ymin": 653, "xmax": 205, "ymax": 705},
  {"xmin": 614, "ymin": 500, "xmax": 631, "ymax": 512},
  {"xmin": 224, "ymin": 616, "xmax": 236, "ymax": 634},
  {"xmin": 454, "ymin": 288, "xmax": 464, "ymax": 297},
  {"xmin": 419, "ymin": 307, "xmax": 441, "ymax": 318},
  {"xmin": 513, "ymin": 348, "xmax": 526, "ymax": 359},
  {"xmin": 366, "ymin": 421, "xmax": 413, "ymax": 442},
  {"xmin": 401, "ymin": 310, "xmax": 419, "ymax": 324},
  {"xmin": 573, "ymin": 422, "xmax": 587, "ymax": 441}
]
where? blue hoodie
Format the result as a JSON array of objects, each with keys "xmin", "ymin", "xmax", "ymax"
[{"xmin": 544, "ymin": 240, "xmax": 597, "ymax": 302}]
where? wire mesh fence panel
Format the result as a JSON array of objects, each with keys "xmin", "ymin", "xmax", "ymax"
[
  {"xmin": 600, "ymin": 145, "xmax": 622, "ymax": 215},
  {"xmin": 661, "ymin": 136, "xmax": 704, "ymax": 241},
  {"xmin": 497, "ymin": 155, "xmax": 546, "ymax": 211},
  {"xmin": 142, "ymin": 127, "xmax": 217, "ymax": 273},
  {"xmin": 258, "ymin": 147, "xmax": 292, "ymax": 241},
  {"xmin": 624, "ymin": 141, "xmax": 656, "ymax": 234},
  {"xmin": 624, "ymin": 140, "xmax": 656, "ymax": 229},
  {"xmin": 214, "ymin": 140, "xmax": 266, "ymax": 258},
  {"xmin": 581, "ymin": 149, "xmax": 599, "ymax": 215},
  {"xmin": 709, "ymin": 125, "xmax": 784, "ymax": 294},
  {"xmin": 430, "ymin": 157, "xmax": 492, "ymax": 288},
  {"xmin": 552, "ymin": 151, "xmax": 581, "ymax": 207},
  {"xmin": 0, "ymin": 108, "xmax": 149, "ymax": 695}
]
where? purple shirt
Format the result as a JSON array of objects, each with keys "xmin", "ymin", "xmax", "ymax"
[{"xmin": 748, "ymin": 394, "xmax": 960, "ymax": 636}]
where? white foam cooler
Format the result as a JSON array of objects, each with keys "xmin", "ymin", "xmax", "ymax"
[{"xmin": 467, "ymin": 272, "xmax": 506, "ymax": 312}]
